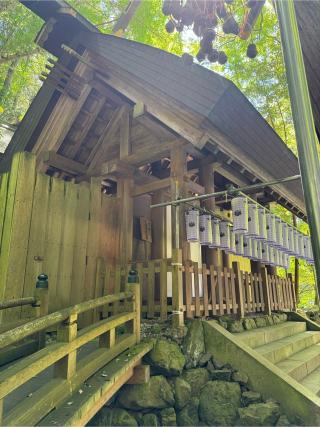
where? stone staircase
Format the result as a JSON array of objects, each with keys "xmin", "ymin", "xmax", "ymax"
[{"xmin": 236, "ymin": 320, "xmax": 320, "ymax": 396}]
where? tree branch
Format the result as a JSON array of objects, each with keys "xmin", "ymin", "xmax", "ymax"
[{"xmin": 0, "ymin": 48, "xmax": 40, "ymax": 65}]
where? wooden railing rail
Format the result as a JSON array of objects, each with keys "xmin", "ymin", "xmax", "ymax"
[
  {"xmin": 0, "ymin": 297, "xmax": 36, "ymax": 311},
  {"xmin": 0, "ymin": 283, "xmax": 140, "ymax": 427}
]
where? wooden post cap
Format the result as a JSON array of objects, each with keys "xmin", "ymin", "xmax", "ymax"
[
  {"xmin": 36, "ymin": 274, "xmax": 49, "ymax": 289},
  {"xmin": 128, "ymin": 269, "xmax": 139, "ymax": 283}
]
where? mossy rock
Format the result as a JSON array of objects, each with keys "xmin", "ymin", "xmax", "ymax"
[
  {"xmin": 227, "ymin": 320, "xmax": 244, "ymax": 333},
  {"xmin": 176, "ymin": 397, "xmax": 200, "ymax": 426},
  {"xmin": 199, "ymin": 380, "xmax": 241, "ymax": 426},
  {"xmin": 238, "ymin": 402, "xmax": 281, "ymax": 426},
  {"xmin": 172, "ymin": 377, "xmax": 191, "ymax": 410},
  {"xmin": 241, "ymin": 391, "xmax": 262, "ymax": 406},
  {"xmin": 210, "ymin": 368, "xmax": 233, "ymax": 381},
  {"xmin": 142, "ymin": 413, "xmax": 160, "ymax": 426},
  {"xmin": 92, "ymin": 408, "xmax": 137, "ymax": 426},
  {"xmin": 232, "ymin": 371, "xmax": 248, "ymax": 385},
  {"xmin": 264, "ymin": 315, "xmax": 274, "ymax": 326},
  {"xmin": 160, "ymin": 407, "xmax": 177, "ymax": 426},
  {"xmin": 181, "ymin": 368, "xmax": 210, "ymax": 395},
  {"xmin": 276, "ymin": 414, "xmax": 291, "ymax": 426},
  {"xmin": 243, "ymin": 318, "xmax": 257, "ymax": 330},
  {"xmin": 182, "ymin": 319, "xmax": 205, "ymax": 368},
  {"xmin": 118, "ymin": 375, "xmax": 174, "ymax": 410},
  {"xmin": 147, "ymin": 339, "xmax": 185, "ymax": 376},
  {"xmin": 254, "ymin": 317, "xmax": 267, "ymax": 328}
]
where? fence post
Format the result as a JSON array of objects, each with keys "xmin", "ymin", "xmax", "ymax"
[
  {"xmin": 288, "ymin": 273, "xmax": 297, "ymax": 311},
  {"xmin": 232, "ymin": 262, "xmax": 245, "ymax": 319},
  {"xmin": 261, "ymin": 268, "xmax": 272, "ymax": 315},
  {"xmin": 126, "ymin": 270, "xmax": 141, "ymax": 343},
  {"xmin": 54, "ymin": 313, "xmax": 77, "ymax": 379},
  {"xmin": 34, "ymin": 274, "xmax": 49, "ymax": 349},
  {"xmin": 172, "ymin": 248, "xmax": 184, "ymax": 328}
]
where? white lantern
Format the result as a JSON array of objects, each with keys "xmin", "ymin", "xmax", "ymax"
[
  {"xmin": 243, "ymin": 236, "xmax": 252, "ymax": 259},
  {"xmin": 266, "ymin": 213, "xmax": 276, "ymax": 245},
  {"xmin": 257, "ymin": 241, "xmax": 263, "ymax": 261},
  {"xmin": 210, "ymin": 218, "xmax": 221, "ymax": 248},
  {"xmin": 282, "ymin": 222, "xmax": 289, "ymax": 252},
  {"xmin": 227, "ymin": 229, "xmax": 236, "ymax": 254},
  {"xmin": 185, "ymin": 209, "xmax": 199, "ymax": 242},
  {"xmin": 258, "ymin": 207, "xmax": 267, "ymax": 240},
  {"xmin": 251, "ymin": 239, "xmax": 259, "ymax": 261},
  {"xmin": 269, "ymin": 246, "xmax": 276, "ymax": 266},
  {"xmin": 199, "ymin": 214, "xmax": 212, "ymax": 246},
  {"xmin": 275, "ymin": 217, "xmax": 283, "ymax": 248},
  {"xmin": 235, "ymin": 233, "xmax": 244, "ymax": 256},
  {"xmin": 262, "ymin": 242, "xmax": 269, "ymax": 264},
  {"xmin": 248, "ymin": 203, "xmax": 259, "ymax": 237},
  {"xmin": 293, "ymin": 230, "xmax": 300, "ymax": 257},
  {"xmin": 231, "ymin": 196, "xmax": 249, "ymax": 234},
  {"xmin": 287, "ymin": 227, "xmax": 295, "ymax": 255},
  {"xmin": 298, "ymin": 233, "xmax": 304, "ymax": 259},
  {"xmin": 220, "ymin": 221, "xmax": 230, "ymax": 250}
]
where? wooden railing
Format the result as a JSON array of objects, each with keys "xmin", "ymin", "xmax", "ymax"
[
  {"xmin": 0, "ymin": 282, "xmax": 140, "ymax": 426},
  {"xmin": 96, "ymin": 259, "xmax": 296, "ymax": 321}
]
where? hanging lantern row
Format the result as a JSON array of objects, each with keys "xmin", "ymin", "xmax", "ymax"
[{"xmin": 185, "ymin": 207, "xmax": 314, "ymax": 268}]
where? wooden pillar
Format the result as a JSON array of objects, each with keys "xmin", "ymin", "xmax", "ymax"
[
  {"xmin": 151, "ymin": 190, "xmax": 167, "ymax": 260},
  {"xmin": 170, "ymin": 147, "xmax": 187, "ymax": 327},
  {"xmin": 199, "ymin": 164, "xmax": 220, "ymax": 267},
  {"xmin": 118, "ymin": 177, "xmax": 133, "ymax": 268},
  {"xmin": 232, "ymin": 261, "xmax": 245, "ymax": 319},
  {"xmin": 292, "ymin": 214, "xmax": 300, "ymax": 304}
]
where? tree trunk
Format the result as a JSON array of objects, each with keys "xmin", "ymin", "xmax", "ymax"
[{"xmin": 0, "ymin": 58, "xmax": 18, "ymax": 103}]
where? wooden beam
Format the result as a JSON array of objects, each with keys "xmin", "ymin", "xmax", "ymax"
[
  {"xmin": 121, "ymin": 138, "xmax": 187, "ymax": 167},
  {"xmin": 100, "ymin": 159, "xmax": 135, "ymax": 178},
  {"xmin": 120, "ymin": 109, "xmax": 131, "ymax": 159},
  {"xmin": 39, "ymin": 151, "xmax": 87, "ymax": 175},
  {"xmin": 127, "ymin": 364, "xmax": 150, "ymax": 384},
  {"xmin": 135, "ymin": 113, "xmax": 176, "ymax": 140},
  {"xmin": 86, "ymin": 105, "xmax": 128, "ymax": 171},
  {"xmin": 132, "ymin": 177, "xmax": 171, "ymax": 197},
  {"xmin": 185, "ymin": 179, "xmax": 205, "ymax": 195}
]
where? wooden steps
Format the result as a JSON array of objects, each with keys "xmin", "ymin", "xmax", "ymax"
[{"xmin": 235, "ymin": 320, "xmax": 320, "ymax": 397}]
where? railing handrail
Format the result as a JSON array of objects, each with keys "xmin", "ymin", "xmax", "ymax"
[
  {"xmin": 0, "ymin": 297, "xmax": 36, "ymax": 310},
  {"xmin": 0, "ymin": 291, "xmax": 133, "ymax": 349}
]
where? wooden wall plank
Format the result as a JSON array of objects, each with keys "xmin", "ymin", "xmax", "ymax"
[
  {"xmin": 230, "ymin": 269, "xmax": 237, "ymax": 314},
  {"xmin": 70, "ymin": 183, "xmax": 90, "ymax": 305},
  {"xmin": 217, "ymin": 266, "xmax": 224, "ymax": 315},
  {"xmin": 0, "ymin": 173, "xmax": 9, "ymax": 248},
  {"xmin": 43, "ymin": 178, "xmax": 65, "ymax": 313},
  {"xmin": 210, "ymin": 266, "xmax": 217, "ymax": 316},
  {"xmin": 185, "ymin": 263, "xmax": 193, "ymax": 318},
  {"xmin": 147, "ymin": 261, "xmax": 155, "ymax": 319},
  {"xmin": 202, "ymin": 264, "xmax": 209, "ymax": 317},
  {"xmin": 160, "ymin": 259, "xmax": 167, "ymax": 320},
  {"xmin": 57, "ymin": 182, "xmax": 78, "ymax": 308},
  {"xmin": 224, "ymin": 267, "xmax": 230, "ymax": 314},
  {"xmin": 1, "ymin": 153, "xmax": 36, "ymax": 323},
  {"xmin": 22, "ymin": 173, "xmax": 50, "ymax": 318},
  {"xmin": 193, "ymin": 263, "xmax": 200, "ymax": 317}
]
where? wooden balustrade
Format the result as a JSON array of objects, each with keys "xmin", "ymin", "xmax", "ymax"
[
  {"xmin": 0, "ymin": 283, "xmax": 140, "ymax": 426},
  {"xmin": 96, "ymin": 259, "xmax": 296, "ymax": 321}
]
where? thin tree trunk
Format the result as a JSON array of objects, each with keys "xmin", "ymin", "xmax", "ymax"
[
  {"xmin": 292, "ymin": 214, "xmax": 300, "ymax": 304},
  {"xmin": 0, "ymin": 58, "xmax": 18, "ymax": 103},
  {"xmin": 0, "ymin": 49, "xmax": 40, "ymax": 65}
]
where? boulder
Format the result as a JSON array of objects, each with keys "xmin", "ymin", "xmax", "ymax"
[
  {"xmin": 254, "ymin": 317, "xmax": 267, "ymax": 328},
  {"xmin": 182, "ymin": 319, "xmax": 205, "ymax": 368},
  {"xmin": 172, "ymin": 377, "xmax": 191, "ymax": 410},
  {"xmin": 264, "ymin": 315, "xmax": 274, "ymax": 326},
  {"xmin": 243, "ymin": 318, "xmax": 257, "ymax": 330},
  {"xmin": 272, "ymin": 314, "xmax": 282, "ymax": 324},
  {"xmin": 276, "ymin": 415, "xmax": 291, "ymax": 426},
  {"xmin": 92, "ymin": 408, "xmax": 137, "ymax": 426},
  {"xmin": 227, "ymin": 320, "xmax": 244, "ymax": 333},
  {"xmin": 176, "ymin": 397, "xmax": 200, "ymax": 426},
  {"xmin": 181, "ymin": 368, "xmax": 210, "ymax": 395},
  {"xmin": 278, "ymin": 313, "xmax": 288, "ymax": 322},
  {"xmin": 238, "ymin": 402, "xmax": 281, "ymax": 426},
  {"xmin": 232, "ymin": 371, "xmax": 249, "ymax": 385},
  {"xmin": 198, "ymin": 352, "xmax": 212, "ymax": 367},
  {"xmin": 218, "ymin": 318, "xmax": 228, "ymax": 329},
  {"xmin": 118, "ymin": 375, "xmax": 174, "ymax": 410},
  {"xmin": 241, "ymin": 391, "xmax": 262, "ymax": 406},
  {"xmin": 147, "ymin": 339, "xmax": 185, "ymax": 376},
  {"xmin": 142, "ymin": 413, "xmax": 159, "ymax": 427},
  {"xmin": 212, "ymin": 357, "xmax": 225, "ymax": 369},
  {"xmin": 160, "ymin": 408, "xmax": 177, "ymax": 426},
  {"xmin": 210, "ymin": 368, "xmax": 233, "ymax": 381},
  {"xmin": 199, "ymin": 380, "xmax": 241, "ymax": 426}
]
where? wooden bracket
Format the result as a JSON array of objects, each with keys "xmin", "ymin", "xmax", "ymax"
[
  {"xmin": 100, "ymin": 159, "xmax": 135, "ymax": 178},
  {"xmin": 127, "ymin": 364, "xmax": 150, "ymax": 384}
]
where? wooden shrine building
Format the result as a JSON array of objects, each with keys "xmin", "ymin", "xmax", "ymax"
[{"xmin": 0, "ymin": 0, "xmax": 304, "ymax": 326}]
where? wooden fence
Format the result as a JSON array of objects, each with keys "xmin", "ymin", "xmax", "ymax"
[
  {"xmin": 0, "ymin": 284, "xmax": 141, "ymax": 426},
  {"xmin": 96, "ymin": 259, "xmax": 296, "ymax": 320},
  {"xmin": 0, "ymin": 152, "xmax": 121, "ymax": 327}
]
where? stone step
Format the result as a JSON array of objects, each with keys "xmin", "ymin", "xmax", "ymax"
[
  {"xmin": 255, "ymin": 331, "xmax": 320, "ymax": 364},
  {"xmin": 300, "ymin": 365, "xmax": 320, "ymax": 396},
  {"xmin": 236, "ymin": 322, "xmax": 307, "ymax": 349},
  {"xmin": 276, "ymin": 343, "xmax": 320, "ymax": 381}
]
